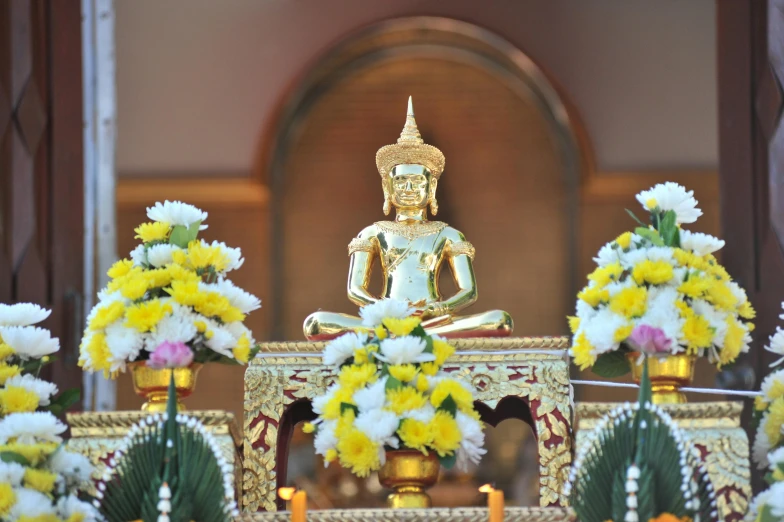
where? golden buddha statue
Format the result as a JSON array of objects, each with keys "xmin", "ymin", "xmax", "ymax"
[{"xmin": 303, "ymin": 97, "xmax": 513, "ymax": 340}]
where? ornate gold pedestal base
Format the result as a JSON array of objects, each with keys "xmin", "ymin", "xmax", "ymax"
[
  {"xmin": 66, "ymin": 410, "xmax": 242, "ymax": 497},
  {"xmin": 575, "ymin": 402, "xmax": 751, "ymax": 522},
  {"xmin": 236, "ymin": 507, "xmax": 575, "ymax": 521}
]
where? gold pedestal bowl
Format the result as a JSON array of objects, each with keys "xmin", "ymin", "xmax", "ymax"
[
  {"xmin": 626, "ymin": 352, "xmax": 696, "ymax": 404},
  {"xmin": 129, "ymin": 362, "xmax": 203, "ymax": 412},
  {"xmin": 377, "ymin": 450, "xmax": 440, "ymax": 509}
]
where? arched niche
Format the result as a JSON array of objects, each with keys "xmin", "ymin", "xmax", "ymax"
[{"xmin": 256, "ymin": 17, "xmax": 593, "ymax": 340}]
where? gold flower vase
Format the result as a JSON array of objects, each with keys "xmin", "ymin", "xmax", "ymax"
[
  {"xmin": 377, "ymin": 450, "xmax": 440, "ymax": 509},
  {"xmin": 626, "ymin": 352, "xmax": 696, "ymax": 404},
  {"xmin": 129, "ymin": 362, "xmax": 203, "ymax": 412}
]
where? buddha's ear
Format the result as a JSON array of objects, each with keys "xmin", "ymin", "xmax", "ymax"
[{"xmin": 429, "ymin": 178, "xmax": 439, "ymax": 216}]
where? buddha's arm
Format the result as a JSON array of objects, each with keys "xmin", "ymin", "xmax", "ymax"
[
  {"xmin": 427, "ymin": 233, "xmax": 478, "ymax": 317},
  {"xmin": 346, "ymin": 232, "xmax": 379, "ymax": 308}
]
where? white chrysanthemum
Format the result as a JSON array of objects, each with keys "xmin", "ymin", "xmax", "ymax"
[
  {"xmin": 679, "ymin": 229, "xmax": 725, "ymax": 256},
  {"xmin": 635, "ymin": 182, "xmax": 703, "ymax": 224},
  {"xmin": 323, "ymin": 332, "xmax": 368, "ymax": 368},
  {"xmin": 691, "ymin": 299, "xmax": 728, "ymax": 348},
  {"xmin": 574, "ymin": 299, "xmax": 598, "ymax": 322},
  {"xmin": 354, "ymin": 409, "xmax": 399, "ymax": 448},
  {"xmin": 204, "ymin": 321, "xmax": 235, "ymax": 357},
  {"xmin": 56, "ymin": 494, "xmax": 100, "ymax": 522},
  {"xmin": 593, "ymin": 242, "xmax": 621, "ymax": 267},
  {"xmin": 0, "ymin": 461, "xmax": 25, "ymax": 486},
  {"xmin": 207, "ymin": 241, "xmax": 244, "ymax": 272},
  {"xmin": 314, "ymin": 420, "xmax": 337, "ymax": 461},
  {"xmin": 620, "ymin": 249, "xmax": 649, "ymax": 270},
  {"xmin": 146, "ymin": 200, "xmax": 208, "ymax": 228},
  {"xmin": 644, "ymin": 246, "xmax": 676, "ymax": 265},
  {"xmin": 359, "ymin": 299, "xmax": 414, "ymax": 327},
  {"xmin": 213, "ymin": 279, "xmax": 261, "ymax": 314},
  {"xmin": 637, "ymin": 287, "xmax": 684, "ymax": 352},
  {"xmin": 582, "ymin": 309, "xmax": 627, "ymax": 354},
  {"xmin": 769, "ymin": 446, "xmax": 784, "ymax": 471},
  {"xmin": 766, "ymin": 481, "xmax": 784, "ymax": 517},
  {"xmin": 376, "ymin": 336, "xmax": 434, "ymax": 365},
  {"xmin": 403, "ymin": 405, "xmax": 436, "ymax": 424},
  {"xmin": 753, "ymin": 416, "xmax": 774, "ymax": 469},
  {"xmin": 353, "ymin": 377, "xmax": 387, "ymax": 412},
  {"xmin": 0, "ymin": 412, "xmax": 67, "ymax": 444},
  {"xmin": 95, "ymin": 288, "xmax": 124, "ymax": 306},
  {"xmin": 130, "ymin": 244, "xmax": 147, "ymax": 266},
  {"xmin": 146, "ymin": 243, "xmax": 183, "ymax": 268},
  {"xmin": 49, "ymin": 449, "xmax": 94, "ymax": 486},
  {"xmin": 0, "ymin": 303, "xmax": 50, "ymax": 327},
  {"xmin": 761, "ymin": 369, "xmax": 784, "ymax": 402},
  {"xmin": 748, "ymin": 489, "xmax": 774, "ymax": 521},
  {"xmin": 455, "ymin": 411, "xmax": 486, "ymax": 469},
  {"xmin": 10, "ymin": 488, "xmax": 57, "ymax": 520},
  {"xmin": 104, "ymin": 322, "xmax": 144, "ymax": 370},
  {"xmin": 0, "ymin": 326, "xmax": 59, "ymax": 360},
  {"xmin": 145, "ymin": 304, "xmax": 196, "ymax": 351},
  {"xmin": 5, "ymin": 374, "xmax": 58, "ymax": 407},
  {"xmin": 312, "ymin": 384, "xmax": 338, "ymax": 416},
  {"xmin": 224, "ymin": 321, "xmax": 255, "ymax": 345}
]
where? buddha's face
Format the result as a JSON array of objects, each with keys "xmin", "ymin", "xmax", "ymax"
[{"xmin": 389, "ymin": 164, "xmax": 432, "ymax": 209}]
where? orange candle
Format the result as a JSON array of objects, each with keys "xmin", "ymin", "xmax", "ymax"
[
  {"xmin": 292, "ymin": 490, "xmax": 307, "ymax": 522},
  {"xmin": 479, "ymin": 484, "xmax": 504, "ymax": 522}
]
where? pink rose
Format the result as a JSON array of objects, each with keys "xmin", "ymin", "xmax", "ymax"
[
  {"xmin": 147, "ymin": 341, "xmax": 194, "ymax": 369},
  {"xmin": 628, "ymin": 325, "xmax": 672, "ymax": 354}
]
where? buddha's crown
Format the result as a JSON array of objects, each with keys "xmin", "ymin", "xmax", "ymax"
[{"xmin": 375, "ymin": 97, "xmax": 445, "ymax": 179}]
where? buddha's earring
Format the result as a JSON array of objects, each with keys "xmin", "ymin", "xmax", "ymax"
[
  {"xmin": 428, "ymin": 179, "xmax": 438, "ymax": 216},
  {"xmin": 383, "ymin": 197, "xmax": 391, "ymax": 215},
  {"xmin": 429, "ymin": 198, "xmax": 438, "ymax": 216}
]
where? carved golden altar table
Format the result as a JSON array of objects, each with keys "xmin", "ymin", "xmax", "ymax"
[
  {"xmin": 242, "ymin": 337, "xmax": 573, "ymax": 512},
  {"xmin": 575, "ymin": 402, "xmax": 751, "ymax": 522},
  {"xmin": 236, "ymin": 506, "xmax": 574, "ymax": 521},
  {"xmin": 66, "ymin": 410, "xmax": 242, "ymax": 495}
]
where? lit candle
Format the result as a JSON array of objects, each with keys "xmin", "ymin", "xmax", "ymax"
[
  {"xmin": 479, "ymin": 484, "xmax": 504, "ymax": 522},
  {"xmin": 278, "ymin": 487, "xmax": 295, "ymax": 511},
  {"xmin": 292, "ymin": 490, "xmax": 307, "ymax": 522}
]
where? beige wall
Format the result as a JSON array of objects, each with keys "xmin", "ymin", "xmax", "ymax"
[{"xmin": 115, "ymin": 0, "xmax": 717, "ymax": 174}]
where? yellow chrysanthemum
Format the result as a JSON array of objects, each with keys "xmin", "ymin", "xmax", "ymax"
[
  {"xmin": 325, "ymin": 448, "xmax": 338, "ymax": 463},
  {"xmin": 167, "ymin": 264, "xmax": 200, "ymax": 284},
  {"xmin": 398, "ymin": 418, "xmax": 432, "ymax": 454},
  {"xmin": 415, "ymin": 374, "xmax": 429, "ymax": 393},
  {"xmin": 613, "ymin": 324, "xmax": 634, "ymax": 343},
  {"xmin": 632, "ymin": 260, "xmax": 674, "ymax": 286},
  {"xmin": 0, "ymin": 483, "xmax": 14, "ymax": 517},
  {"xmin": 143, "ymin": 267, "xmax": 175, "ymax": 289},
  {"xmin": 420, "ymin": 362, "xmax": 438, "ymax": 376},
  {"xmin": 578, "ymin": 287, "xmax": 610, "ymax": 308},
  {"xmin": 79, "ymin": 333, "xmax": 112, "ymax": 374},
  {"xmin": 428, "ymin": 411, "xmax": 461, "ymax": 457},
  {"xmin": 572, "ymin": 333, "xmax": 595, "ymax": 371},
  {"xmin": 682, "ymin": 314, "xmax": 713, "ymax": 353},
  {"xmin": 335, "ymin": 407, "xmax": 356, "ymax": 437},
  {"xmin": 374, "ymin": 325, "xmax": 388, "ymax": 340},
  {"xmin": 738, "ymin": 300, "xmax": 756, "ymax": 320},
  {"xmin": 107, "ymin": 258, "xmax": 134, "ymax": 280},
  {"xmin": 171, "ymin": 249, "xmax": 188, "ymax": 266},
  {"xmin": 674, "ymin": 300, "xmax": 693, "ymax": 318},
  {"xmin": 219, "ymin": 305, "xmax": 245, "ymax": 324},
  {"xmin": 338, "ymin": 364, "xmax": 377, "ymax": 392},
  {"xmin": 125, "ymin": 299, "xmax": 172, "ymax": 332},
  {"xmin": 756, "ymin": 396, "xmax": 769, "ymax": 411},
  {"xmin": 0, "ymin": 363, "xmax": 20, "ymax": 386},
  {"xmin": 0, "ymin": 386, "xmax": 39, "ymax": 414},
  {"xmin": 119, "ymin": 273, "xmax": 149, "ymax": 301},
  {"xmin": 337, "ymin": 428, "xmax": 380, "ymax": 477},
  {"xmin": 88, "ymin": 301, "xmax": 125, "ymax": 331},
  {"xmin": 0, "ymin": 442, "xmax": 58, "ymax": 466},
  {"xmin": 387, "ymin": 386, "xmax": 427, "ymax": 415},
  {"xmin": 705, "ymin": 281, "xmax": 737, "ymax": 311},
  {"xmin": 0, "ymin": 344, "xmax": 14, "ymax": 361},
  {"xmin": 166, "ymin": 280, "xmax": 203, "ymax": 307},
  {"xmin": 302, "ymin": 422, "xmax": 315, "ymax": 434},
  {"xmin": 615, "ymin": 232, "xmax": 633, "ymax": 249},
  {"xmin": 186, "ymin": 241, "xmax": 232, "ymax": 272},
  {"xmin": 588, "ymin": 262, "xmax": 623, "ymax": 288},
  {"xmin": 433, "ymin": 339, "xmax": 456, "ymax": 366},
  {"xmin": 719, "ymin": 317, "xmax": 746, "ymax": 367},
  {"xmin": 134, "ymin": 221, "xmax": 171, "ymax": 243},
  {"xmin": 430, "ymin": 379, "xmax": 473, "ymax": 412},
  {"xmin": 389, "ymin": 364, "xmax": 417, "ymax": 382},
  {"xmin": 18, "ymin": 514, "xmax": 59, "ymax": 522},
  {"xmin": 645, "ymin": 198, "xmax": 657, "ymax": 210},
  {"xmin": 382, "ymin": 317, "xmax": 421, "ymax": 337},
  {"xmin": 765, "ymin": 398, "xmax": 784, "ymax": 447},
  {"xmin": 194, "ymin": 320, "xmax": 207, "ymax": 333},
  {"xmin": 323, "ymin": 388, "xmax": 354, "ymax": 421},
  {"xmin": 567, "ymin": 316, "xmax": 580, "ymax": 334},
  {"xmin": 678, "ymin": 275, "xmax": 711, "ymax": 299},
  {"xmin": 23, "ymin": 468, "xmax": 57, "ymax": 494},
  {"xmin": 232, "ymin": 333, "xmax": 251, "ymax": 364},
  {"xmin": 609, "ymin": 286, "xmax": 647, "ymax": 319}
]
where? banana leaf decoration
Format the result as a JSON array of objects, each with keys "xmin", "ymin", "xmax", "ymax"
[
  {"xmin": 97, "ymin": 375, "xmax": 237, "ymax": 522},
  {"xmin": 565, "ymin": 359, "xmax": 718, "ymax": 522}
]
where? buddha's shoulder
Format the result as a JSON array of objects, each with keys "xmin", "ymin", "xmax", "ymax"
[{"xmin": 371, "ymin": 221, "xmax": 452, "ymax": 237}]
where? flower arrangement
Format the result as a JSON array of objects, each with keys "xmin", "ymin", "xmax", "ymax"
[
  {"xmin": 565, "ymin": 361, "xmax": 718, "ymax": 522},
  {"xmin": 0, "ymin": 303, "xmax": 97, "ymax": 522},
  {"xmin": 96, "ymin": 377, "xmax": 238, "ymax": 522},
  {"xmin": 305, "ymin": 299, "xmax": 485, "ymax": 478},
  {"xmin": 569, "ymin": 182, "xmax": 755, "ymax": 376},
  {"xmin": 79, "ymin": 201, "xmax": 261, "ymax": 376},
  {"xmin": 748, "ymin": 304, "xmax": 784, "ymax": 520}
]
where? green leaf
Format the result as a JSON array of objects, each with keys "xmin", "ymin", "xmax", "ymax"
[
  {"xmin": 50, "ymin": 387, "xmax": 81, "ymax": 412},
  {"xmin": 592, "ymin": 352, "xmax": 631, "ymax": 378},
  {"xmin": 438, "ymin": 394, "xmax": 457, "ymax": 417},
  {"xmin": 340, "ymin": 402, "xmax": 359, "ymax": 416},
  {"xmin": 423, "ymin": 334, "xmax": 434, "ymax": 354},
  {"xmin": 169, "ymin": 221, "xmax": 201, "ymax": 248},
  {"xmin": 411, "ymin": 324, "xmax": 428, "ymax": 338},
  {"xmin": 625, "ymin": 208, "xmax": 648, "ymax": 227},
  {"xmin": 659, "ymin": 210, "xmax": 680, "ymax": 247},
  {"xmin": 439, "ymin": 452, "xmax": 457, "ymax": 470},
  {"xmin": 759, "ymin": 504, "xmax": 778, "ymax": 522},
  {"xmin": 634, "ymin": 227, "xmax": 664, "ymax": 246},
  {"xmin": 0, "ymin": 451, "xmax": 30, "ymax": 466},
  {"xmin": 385, "ymin": 376, "xmax": 402, "ymax": 391}
]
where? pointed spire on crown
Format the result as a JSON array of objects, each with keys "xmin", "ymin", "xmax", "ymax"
[
  {"xmin": 398, "ymin": 96, "xmax": 424, "ymax": 144},
  {"xmin": 376, "ymin": 96, "xmax": 445, "ymax": 178}
]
